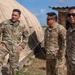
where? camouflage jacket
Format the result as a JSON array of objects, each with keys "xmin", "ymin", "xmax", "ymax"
[
  {"xmin": 0, "ymin": 19, "xmax": 29, "ymax": 49},
  {"xmin": 67, "ymin": 26, "xmax": 75, "ymax": 64},
  {"xmin": 44, "ymin": 23, "xmax": 66, "ymax": 58}
]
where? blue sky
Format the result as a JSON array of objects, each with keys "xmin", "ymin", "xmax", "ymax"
[{"xmin": 17, "ymin": 0, "xmax": 75, "ymax": 26}]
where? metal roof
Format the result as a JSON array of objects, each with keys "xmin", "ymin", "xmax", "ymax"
[{"xmin": 49, "ymin": 6, "xmax": 70, "ymax": 12}]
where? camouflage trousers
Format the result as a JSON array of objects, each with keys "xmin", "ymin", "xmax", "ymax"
[
  {"xmin": 46, "ymin": 56, "xmax": 65, "ymax": 75},
  {"xmin": 66, "ymin": 59, "xmax": 75, "ymax": 75},
  {"xmin": 0, "ymin": 44, "xmax": 19, "ymax": 75}
]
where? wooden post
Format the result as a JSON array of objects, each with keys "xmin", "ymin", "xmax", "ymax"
[{"xmin": 58, "ymin": 11, "xmax": 67, "ymax": 28}]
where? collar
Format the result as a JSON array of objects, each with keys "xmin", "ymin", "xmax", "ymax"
[{"xmin": 9, "ymin": 19, "xmax": 20, "ymax": 26}]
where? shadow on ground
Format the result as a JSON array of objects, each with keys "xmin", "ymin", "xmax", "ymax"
[{"xmin": 34, "ymin": 47, "xmax": 46, "ymax": 60}]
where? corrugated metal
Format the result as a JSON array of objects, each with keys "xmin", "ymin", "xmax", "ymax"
[{"xmin": 49, "ymin": 6, "xmax": 69, "ymax": 12}]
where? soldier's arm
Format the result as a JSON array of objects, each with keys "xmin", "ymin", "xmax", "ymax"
[
  {"xmin": 0, "ymin": 23, "xmax": 5, "ymax": 50},
  {"xmin": 0, "ymin": 23, "xmax": 4, "ymax": 41},
  {"xmin": 59, "ymin": 26, "xmax": 66, "ymax": 56},
  {"xmin": 0, "ymin": 20, "xmax": 9, "ymax": 34},
  {"xmin": 20, "ymin": 25, "xmax": 29, "ymax": 49}
]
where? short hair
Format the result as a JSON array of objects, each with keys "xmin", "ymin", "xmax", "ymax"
[
  {"xmin": 68, "ymin": 6, "xmax": 75, "ymax": 11},
  {"xmin": 47, "ymin": 12, "xmax": 57, "ymax": 21},
  {"xmin": 13, "ymin": 9, "xmax": 21, "ymax": 15}
]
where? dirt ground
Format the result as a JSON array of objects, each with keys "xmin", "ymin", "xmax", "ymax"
[
  {"xmin": 23, "ymin": 48, "xmax": 46, "ymax": 75},
  {"xmin": 22, "ymin": 47, "xmax": 67, "ymax": 75}
]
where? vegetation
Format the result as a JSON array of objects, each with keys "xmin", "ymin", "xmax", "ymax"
[
  {"xmin": 16, "ymin": 70, "xmax": 23, "ymax": 75},
  {"xmin": 42, "ymin": 26, "xmax": 47, "ymax": 28}
]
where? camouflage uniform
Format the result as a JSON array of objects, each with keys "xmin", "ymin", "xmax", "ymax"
[
  {"xmin": 0, "ymin": 19, "xmax": 29, "ymax": 75},
  {"xmin": 66, "ymin": 26, "xmax": 75, "ymax": 75},
  {"xmin": 44, "ymin": 23, "xmax": 66, "ymax": 75}
]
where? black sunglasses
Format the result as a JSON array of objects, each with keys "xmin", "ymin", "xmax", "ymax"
[
  {"xmin": 67, "ymin": 13, "xmax": 75, "ymax": 17},
  {"xmin": 47, "ymin": 18, "xmax": 53, "ymax": 21}
]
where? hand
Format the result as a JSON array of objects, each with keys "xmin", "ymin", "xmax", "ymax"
[
  {"xmin": 16, "ymin": 46, "xmax": 23, "ymax": 51},
  {"xmin": 0, "ymin": 44, "xmax": 4, "ymax": 50}
]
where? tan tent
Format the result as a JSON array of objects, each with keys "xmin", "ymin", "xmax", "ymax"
[{"xmin": 0, "ymin": 0, "xmax": 44, "ymax": 68}]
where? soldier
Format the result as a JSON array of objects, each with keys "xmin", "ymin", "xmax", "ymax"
[
  {"xmin": 66, "ymin": 6, "xmax": 75, "ymax": 75},
  {"xmin": 0, "ymin": 9, "xmax": 29, "ymax": 75},
  {"xmin": 44, "ymin": 12, "xmax": 66, "ymax": 75}
]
